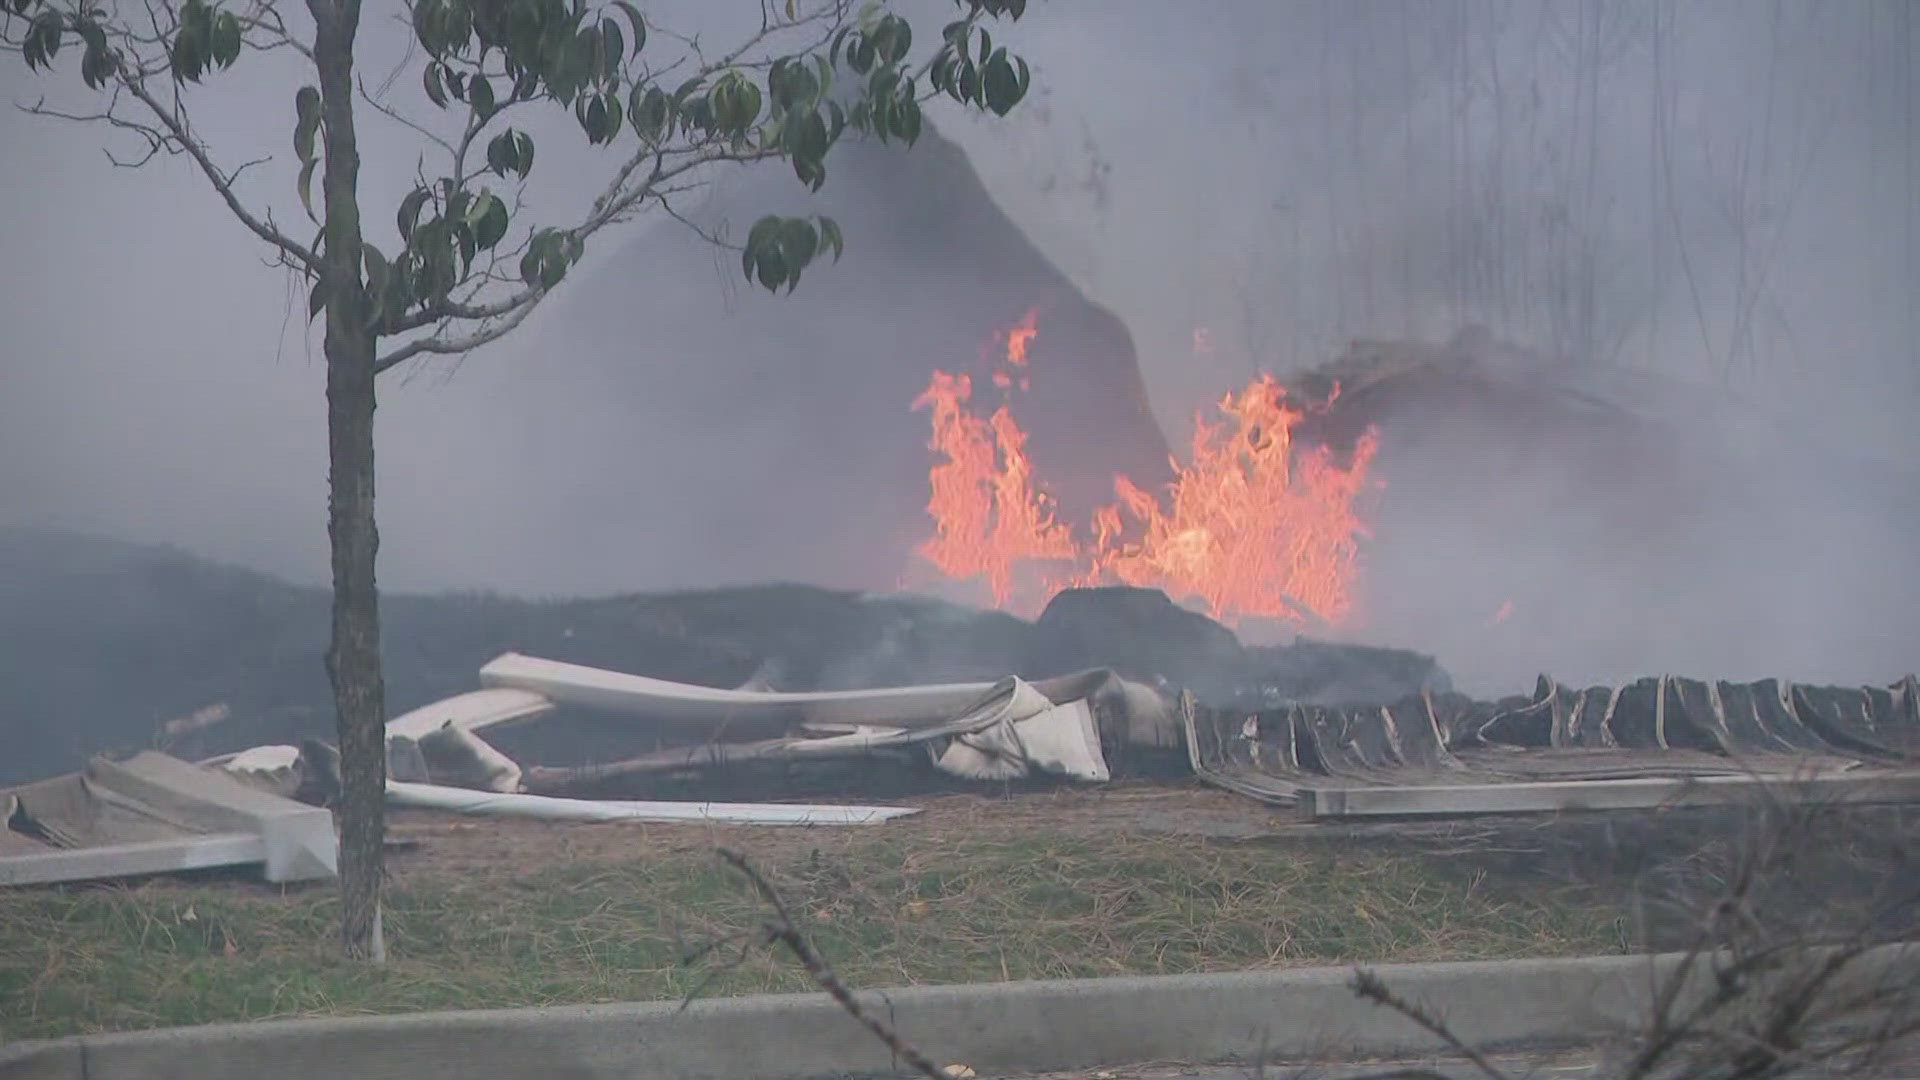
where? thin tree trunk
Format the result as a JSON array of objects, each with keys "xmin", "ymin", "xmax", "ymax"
[
  {"xmin": 310, "ymin": 0, "xmax": 385, "ymax": 963},
  {"xmin": 324, "ymin": 323, "xmax": 385, "ymax": 963}
]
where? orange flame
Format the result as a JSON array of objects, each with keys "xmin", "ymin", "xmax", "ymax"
[
  {"xmin": 912, "ymin": 310, "xmax": 1379, "ymax": 627},
  {"xmin": 1086, "ymin": 377, "xmax": 1378, "ymax": 626},
  {"xmin": 1006, "ymin": 308, "xmax": 1038, "ymax": 365},
  {"xmin": 910, "ymin": 369, "xmax": 1077, "ymax": 607}
]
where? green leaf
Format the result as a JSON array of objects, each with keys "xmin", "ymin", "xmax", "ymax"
[
  {"xmin": 744, "ymin": 215, "xmax": 782, "ymax": 263},
  {"xmin": 297, "ymin": 158, "xmax": 320, "ymax": 223},
  {"xmin": 73, "ymin": 18, "xmax": 111, "ymax": 86},
  {"xmin": 756, "ymin": 250, "xmax": 787, "ymax": 292},
  {"xmin": 171, "ymin": 28, "xmax": 203, "ymax": 80},
  {"xmin": 889, "ymin": 16, "xmax": 912, "ymax": 61},
  {"xmin": 397, "ymin": 188, "xmax": 431, "ymax": 244},
  {"xmin": 736, "ymin": 80, "xmax": 762, "ymax": 132},
  {"xmin": 41, "ymin": 18, "xmax": 65, "ymax": 63},
  {"xmin": 469, "ymin": 74, "xmax": 495, "ymax": 119},
  {"xmin": 456, "ymin": 222, "xmax": 478, "ymax": 272},
  {"xmin": 469, "ymin": 193, "xmax": 509, "ymax": 250},
  {"xmin": 779, "ymin": 216, "xmax": 817, "ymax": 268},
  {"xmin": 385, "ymin": 261, "xmax": 416, "ymax": 319},
  {"xmin": 582, "ymin": 93, "xmax": 607, "ymax": 142},
  {"xmin": 599, "ymin": 18, "xmax": 622, "ymax": 71},
  {"xmin": 895, "ymin": 95, "xmax": 922, "ymax": 144},
  {"xmin": 486, "ymin": 130, "xmax": 518, "ymax": 177},
  {"xmin": 600, "ymin": 92, "xmax": 623, "ymax": 143},
  {"xmin": 513, "ymin": 132, "xmax": 535, "ymax": 179},
  {"xmin": 629, "ymin": 85, "xmax": 668, "ymax": 143},
  {"xmin": 412, "ymin": 0, "xmax": 442, "ymax": 55},
  {"xmin": 519, "ymin": 228, "xmax": 575, "ymax": 288},
  {"xmin": 817, "ymin": 215, "xmax": 844, "ymax": 262},
  {"xmin": 424, "ymin": 63, "xmax": 448, "ymax": 108},
  {"xmin": 806, "ymin": 107, "xmax": 831, "ymax": 154},
  {"xmin": 787, "ymin": 108, "xmax": 829, "ymax": 188},
  {"xmin": 777, "ymin": 62, "xmax": 818, "ymax": 110},
  {"xmin": 440, "ymin": 1, "xmax": 473, "ymax": 56},
  {"xmin": 360, "ymin": 245, "xmax": 389, "ymax": 322},
  {"xmin": 610, "ymin": 0, "xmax": 646, "ymax": 55},
  {"xmin": 293, "ymin": 86, "xmax": 321, "ymax": 163},
  {"xmin": 211, "ymin": 11, "xmax": 241, "ymax": 68},
  {"xmin": 308, "ymin": 276, "xmax": 331, "ymax": 323},
  {"xmin": 981, "ymin": 51, "xmax": 1021, "ymax": 115},
  {"xmin": 81, "ymin": 45, "xmax": 113, "ymax": 88}
]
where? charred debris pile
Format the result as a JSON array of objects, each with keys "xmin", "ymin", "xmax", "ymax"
[
  {"xmin": 349, "ymin": 585, "xmax": 1452, "ymax": 804},
  {"xmin": 0, "ymin": 528, "xmax": 1437, "ymax": 789}
]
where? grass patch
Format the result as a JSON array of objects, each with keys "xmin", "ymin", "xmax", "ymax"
[{"xmin": 0, "ymin": 820, "xmax": 1625, "ymax": 1041}]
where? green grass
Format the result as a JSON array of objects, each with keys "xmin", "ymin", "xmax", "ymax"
[{"xmin": 0, "ymin": 825, "xmax": 1626, "ymax": 1041}]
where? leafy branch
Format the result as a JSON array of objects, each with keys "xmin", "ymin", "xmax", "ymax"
[{"xmin": 6, "ymin": 0, "xmax": 1039, "ymax": 373}]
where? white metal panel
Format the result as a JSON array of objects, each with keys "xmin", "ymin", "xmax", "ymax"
[{"xmin": 386, "ymin": 781, "xmax": 919, "ymax": 825}]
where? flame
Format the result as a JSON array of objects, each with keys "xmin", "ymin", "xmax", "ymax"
[
  {"xmin": 912, "ymin": 310, "xmax": 1380, "ymax": 627},
  {"xmin": 991, "ymin": 307, "xmax": 1037, "ymax": 391},
  {"xmin": 910, "ymin": 369, "xmax": 1077, "ymax": 607},
  {"xmin": 1006, "ymin": 307, "xmax": 1038, "ymax": 365},
  {"xmin": 1086, "ymin": 377, "xmax": 1378, "ymax": 626}
]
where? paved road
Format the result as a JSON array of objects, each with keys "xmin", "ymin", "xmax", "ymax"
[
  {"xmin": 1005, "ymin": 1053, "xmax": 1602, "ymax": 1080},
  {"xmin": 1004, "ymin": 1048, "xmax": 1920, "ymax": 1080}
]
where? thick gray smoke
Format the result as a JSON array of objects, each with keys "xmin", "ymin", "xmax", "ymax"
[{"xmin": 1, "ymin": 1, "xmax": 1915, "ymax": 693}]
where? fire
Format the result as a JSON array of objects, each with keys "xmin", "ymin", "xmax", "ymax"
[
  {"xmin": 910, "ymin": 368, "xmax": 1077, "ymax": 607},
  {"xmin": 991, "ymin": 307, "xmax": 1036, "ymax": 391},
  {"xmin": 1006, "ymin": 307, "xmax": 1038, "ymax": 365},
  {"xmin": 1086, "ymin": 377, "xmax": 1378, "ymax": 626},
  {"xmin": 912, "ymin": 310, "xmax": 1380, "ymax": 628}
]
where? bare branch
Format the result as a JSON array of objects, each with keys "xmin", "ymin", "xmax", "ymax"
[
  {"xmin": 234, "ymin": 9, "xmax": 313, "ymax": 61},
  {"xmin": 717, "ymin": 848, "xmax": 950, "ymax": 1080},
  {"xmin": 118, "ymin": 77, "xmax": 322, "ymax": 273},
  {"xmin": 657, "ymin": 193, "xmax": 734, "ymax": 250},
  {"xmin": 373, "ymin": 286, "xmax": 543, "ymax": 373},
  {"xmin": 357, "ymin": 73, "xmax": 454, "ymax": 156},
  {"xmin": 1348, "ymin": 969, "xmax": 1517, "ymax": 1080},
  {"xmin": 19, "ymin": 92, "xmax": 167, "ymax": 166}
]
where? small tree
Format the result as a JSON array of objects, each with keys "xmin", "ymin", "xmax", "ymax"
[{"xmin": 3, "ymin": 0, "xmax": 1036, "ymax": 960}]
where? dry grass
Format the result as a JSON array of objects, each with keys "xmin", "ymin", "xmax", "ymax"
[{"xmin": 0, "ymin": 794, "xmax": 1625, "ymax": 1041}]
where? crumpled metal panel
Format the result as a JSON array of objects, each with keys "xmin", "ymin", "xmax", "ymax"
[{"xmin": 1186, "ymin": 673, "xmax": 1920, "ymax": 810}]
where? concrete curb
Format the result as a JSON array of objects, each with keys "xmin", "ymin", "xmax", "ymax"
[{"xmin": 3, "ymin": 947, "xmax": 1912, "ymax": 1080}]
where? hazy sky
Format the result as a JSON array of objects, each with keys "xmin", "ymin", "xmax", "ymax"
[{"xmin": 2, "ymin": 1, "xmax": 1916, "ymax": 690}]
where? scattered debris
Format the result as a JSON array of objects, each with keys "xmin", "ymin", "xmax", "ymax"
[
  {"xmin": 11, "ymin": 574, "xmax": 1918, "ymax": 890},
  {"xmin": 0, "ymin": 751, "xmax": 337, "ymax": 887},
  {"xmin": 1187, "ymin": 672, "xmax": 1920, "ymax": 816},
  {"xmin": 384, "ymin": 782, "xmax": 917, "ymax": 825}
]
